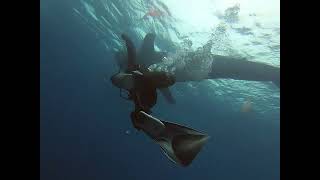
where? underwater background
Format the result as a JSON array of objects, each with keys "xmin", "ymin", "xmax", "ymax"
[{"xmin": 40, "ymin": 0, "xmax": 280, "ymax": 179}]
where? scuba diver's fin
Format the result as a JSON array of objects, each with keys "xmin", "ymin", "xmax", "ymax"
[
  {"xmin": 134, "ymin": 111, "xmax": 209, "ymax": 167},
  {"xmin": 157, "ymin": 121, "xmax": 210, "ymax": 167},
  {"xmin": 159, "ymin": 88, "xmax": 176, "ymax": 104}
]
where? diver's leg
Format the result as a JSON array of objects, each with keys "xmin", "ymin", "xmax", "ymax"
[{"xmin": 209, "ymin": 55, "xmax": 280, "ymax": 87}]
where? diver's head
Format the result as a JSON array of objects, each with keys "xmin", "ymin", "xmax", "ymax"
[{"xmin": 110, "ymin": 72, "xmax": 134, "ymax": 90}]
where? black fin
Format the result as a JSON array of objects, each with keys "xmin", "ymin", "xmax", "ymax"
[
  {"xmin": 134, "ymin": 111, "xmax": 209, "ymax": 167},
  {"xmin": 159, "ymin": 120, "xmax": 209, "ymax": 166}
]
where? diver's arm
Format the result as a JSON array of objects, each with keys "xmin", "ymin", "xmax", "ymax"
[{"xmin": 208, "ymin": 55, "xmax": 280, "ymax": 87}]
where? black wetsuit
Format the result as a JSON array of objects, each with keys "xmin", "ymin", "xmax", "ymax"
[
  {"xmin": 128, "ymin": 70, "xmax": 157, "ymax": 130},
  {"xmin": 119, "ymin": 33, "xmax": 175, "ymax": 129},
  {"xmin": 126, "ymin": 67, "xmax": 176, "ymax": 130}
]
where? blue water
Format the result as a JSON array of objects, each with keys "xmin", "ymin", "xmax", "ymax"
[{"xmin": 40, "ymin": 1, "xmax": 279, "ymax": 180}]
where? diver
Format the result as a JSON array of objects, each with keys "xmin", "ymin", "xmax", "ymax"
[
  {"xmin": 110, "ymin": 33, "xmax": 210, "ymax": 167},
  {"xmin": 111, "ymin": 34, "xmax": 176, "ymax": 112}
]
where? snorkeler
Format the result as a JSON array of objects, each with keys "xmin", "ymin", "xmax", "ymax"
[{"xmin": 110, "ymin": 33, "xmax": 209, "ymax": 167}]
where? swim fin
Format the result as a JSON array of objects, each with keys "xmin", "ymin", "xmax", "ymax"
[{"xmin": 134, "ymin": 111, "xmax": 209, "ymax": 167}]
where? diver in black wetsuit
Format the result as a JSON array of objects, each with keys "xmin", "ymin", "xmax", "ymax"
[
  {"xmin": 110, "ymin": 33, "xmax": 175, "ymax": 129},
  {"xmin": 110, "ymin": 33, "xmax": 209, "ymax": 167},
  {"xmin": 126, "ymin": 69, "xmax": 175, "ymax": 129}
]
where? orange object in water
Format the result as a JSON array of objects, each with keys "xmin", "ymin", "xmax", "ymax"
[{"xmin": 143, "ymin": 9, "xmax": 164, "ymax": 19}]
